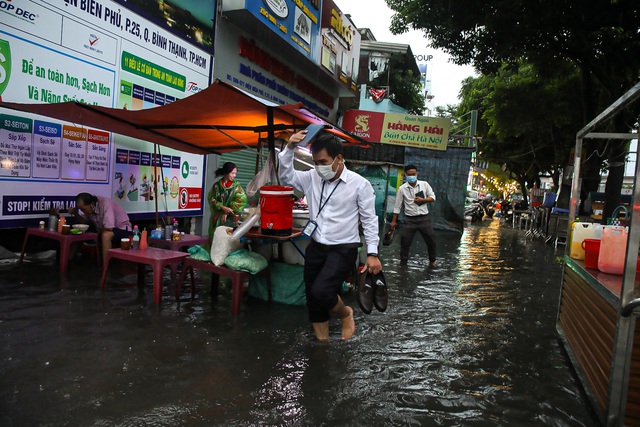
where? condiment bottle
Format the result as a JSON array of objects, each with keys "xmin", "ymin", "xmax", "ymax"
[
  {"xmin": 132, "ymin": 225, "xmax": 140, "ymax": 249},
  {"xmin": 57, "ymin": 215, "xmax": 66, "ymax": 233},
  {"xmin": 140, "ymin": 228, "xmax": 148, "ymax": 250}
]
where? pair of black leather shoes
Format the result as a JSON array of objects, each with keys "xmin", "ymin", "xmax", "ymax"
[{"xmin": 357, "ymin": 270, "xmax": 388, "ymax": 314}]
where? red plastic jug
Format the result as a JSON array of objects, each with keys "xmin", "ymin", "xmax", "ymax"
[{"xmin": 581, "ymin": 238, "xmax": 601, "ymax": 270}]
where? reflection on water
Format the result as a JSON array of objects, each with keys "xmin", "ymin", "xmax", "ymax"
[{"xmin": 0, "ymin": 220, "xmax": 599, "ymax": 426}]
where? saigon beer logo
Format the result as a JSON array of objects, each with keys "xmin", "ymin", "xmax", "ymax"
[{"xmin": 354, "ymin": 113, "xmax": 371, "ymax": 138}]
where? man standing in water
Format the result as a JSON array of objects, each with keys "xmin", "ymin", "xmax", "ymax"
[
  {"xmin": 278, "ymin": 130, "xmax": 382, "ymax": 341},
  {"xmin": 390, "ymin": 164, "xmax": 437, "ymax": 267}
]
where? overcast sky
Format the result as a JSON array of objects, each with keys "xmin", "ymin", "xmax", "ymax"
[{"xmin": 339, "ymin": 0, "xmax": 477, "ymax": 109}]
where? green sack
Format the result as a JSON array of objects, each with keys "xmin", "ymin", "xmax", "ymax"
[
  {"xmin": 187, "ymin": 245, "xmax": 211, "ymax": 262},
  {"xmin": 249, "ymin": 261, "xmax": 306, "ymax": 306},
  {"xmin": 224, "ymin": 249, "xmax": 268, "ymax": 274}
]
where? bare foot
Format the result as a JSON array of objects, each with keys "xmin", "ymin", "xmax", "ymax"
[
  {"xmin": 312, "ymin": 322, "xmax": 329, "ymax": 341},
  {"xmin": 340, "ymin": 306, "xmax": 355, "ymax": 340}
]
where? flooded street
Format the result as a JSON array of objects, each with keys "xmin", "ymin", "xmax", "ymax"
[{"xmin": 0, "ymin": 219, "xmax": 600, "ymax": 426}]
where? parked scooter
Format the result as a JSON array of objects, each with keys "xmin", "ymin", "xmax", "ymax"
[
  {"xmin": 481, "ymin": 197, "xmax": 496, "ymax": 218},
  {"xmin": 465, "ymin": 196, "xmax": 496, "ymax": 222},
  {"xmin": 500, "ymin": 199, "xmax": 513, "ymax": 222},
  {"xmin": 464, "ymin": 201, "xmax": 485, "ymax": 222},
  {"xmin": 500, "ymin": 198, "xmax": 527, "ymax": 223}
]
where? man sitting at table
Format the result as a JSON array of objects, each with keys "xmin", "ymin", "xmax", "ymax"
[{"xmin": 68, "ymin": 192, "xmax": 132, "ymax": 264}]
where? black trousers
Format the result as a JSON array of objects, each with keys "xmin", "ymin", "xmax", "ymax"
[
  {"xmin": 400, "ymin": 215, "xmax": 437, "ymax": 262},
  {"xmin": 303, "ymin": 241, "xmax": 358, "ymax": 323}
]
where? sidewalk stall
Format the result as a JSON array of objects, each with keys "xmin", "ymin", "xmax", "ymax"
[
  {"xmin": 0, "ymin": 1, "xmax": 365, "ymax": 312},
  {"xmin": 2, "ymin": 80, "xmax": 363, "ymax": 310},
  {"xmin": 556, "ymin": 82, "xmax": 640, "ymax": 426}
]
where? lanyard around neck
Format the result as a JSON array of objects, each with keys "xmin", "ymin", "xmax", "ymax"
[{"xmin": 315, "ymin": 180, "xmax": 341, "ymax": 221}]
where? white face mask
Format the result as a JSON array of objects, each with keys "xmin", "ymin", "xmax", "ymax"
[{"xmin": 315, "ymin": 157, "xmax": 338, "ymax": 181}]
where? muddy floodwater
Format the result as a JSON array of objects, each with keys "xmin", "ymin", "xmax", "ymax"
[{"xmin": 0, "ymin": 220, "xmax": 600, "ymax": 426}]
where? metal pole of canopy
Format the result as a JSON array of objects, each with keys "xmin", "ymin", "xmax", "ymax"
[
  {"xmin": 266, "ymin": 107, "xmax": 280, "ymax": 185},
  {"xmin": 154, "ymin": 143, "xmax": 159, "ymax": 228}
]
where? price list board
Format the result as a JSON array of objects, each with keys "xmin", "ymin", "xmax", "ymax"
[
  {"xmin": 61, "ymin": 126, "xmax": 87, "ymax": 180},
  {"xmin": 86, "ymin": 129, "xmax": 109, "ymax": 181},
  {"xmin": 0, "ymin": 114, "xmax": 33, "ymax": 177},
  {"xmin": 0, "ymin": 114, "xmax": 111, "ymax": 182},
  {"xmin": 33, "ymin": 120, "xmax": 62, "ymax": 179}
]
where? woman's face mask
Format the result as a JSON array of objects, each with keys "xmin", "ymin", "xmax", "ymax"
[
  {"xmin": 315, "ymin": 156, "xmax": 338, "ymax": 181},
  {"xmin": 406, "ymin": 175, "xmax": 418, "ymax": 184}
]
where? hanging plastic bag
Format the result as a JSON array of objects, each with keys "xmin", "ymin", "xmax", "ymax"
[{"xmin": 246, "ymin": 152, "xmax": 278, "ymax": 198}]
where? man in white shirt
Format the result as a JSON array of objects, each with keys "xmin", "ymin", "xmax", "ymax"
[
  {"xmin": 390, "ymin": 164, "xmax": 437, "ymax": 268},
  {"xmin": 278, "ymin": 130, "xmax": 382, "ymax": 341}
]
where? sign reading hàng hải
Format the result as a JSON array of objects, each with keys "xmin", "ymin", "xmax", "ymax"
[{"xmin": 342, "ymin": 110, "xmax": 451, "ymax": 151}]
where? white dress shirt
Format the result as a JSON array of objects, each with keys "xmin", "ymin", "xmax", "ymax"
[
  {"xmin": 393, "ymin": 180, "xmax": 436, "ymax": 216},
  {"xmin": 278, "ymin": 146, "xmax": 380, "ymax": 254}
]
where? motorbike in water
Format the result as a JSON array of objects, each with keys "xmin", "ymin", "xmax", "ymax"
[
  {"xmin": 464, "ymin": 196, "xmax": 496, "ymax": 223},
  {"xmin": 464, "ymin": 200, "xmax": 485, "ymax": 223},
  {"xmin": 481, "ymin": 197, "xmax": 496, "ymax": 218}
]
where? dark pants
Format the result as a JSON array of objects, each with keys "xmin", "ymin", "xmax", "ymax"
[
  {"xmin": 303, "ymin": 241, "xmax": 358, "ymax": 323},
  {"xmin": 400, "ymin": 215, "xmax": 437, "ymax": 262}
]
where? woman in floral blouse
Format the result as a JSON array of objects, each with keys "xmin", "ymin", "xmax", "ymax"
[{"xmin": 207, "ymin": 162, "xmax": 247, "ymax": 242}]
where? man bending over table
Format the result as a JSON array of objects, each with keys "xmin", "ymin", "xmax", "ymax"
[{"xmin": 68, "ymin": 192, "xmax": 132, "ymax": 265}]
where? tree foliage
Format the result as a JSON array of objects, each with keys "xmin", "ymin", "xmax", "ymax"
[
  {"xmin": 367, "ymin": 52, "xmax": 426, "ymax": 115},
  {"xmin": 457, "ymin": 61, "xmax": 582, "ymax": 199},
  {"xmin": 388, "ymin": 0, "xmax": 640, "ymax": 216},
  {"xmin": 387, "ymin": 0, "xmax": 640, "ymax": 103}
]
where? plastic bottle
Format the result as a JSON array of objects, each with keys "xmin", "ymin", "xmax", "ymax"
[
  {"xmin": 598, "ymin": 226, "xmax": 628, "ymax": 275},
  {"xmin": 57, "ymin": 215, "xmax": 66, "ymax": 233},
  {"xmin": 570, "ymin": 222, "xmax": 596, "ymax": 260},
  {"xmin": 139, "ymin": 228, "xmax": 148, "ymax": 250},
  {"xmin": 173, "ymin": 218, "xmax": 179, "ymax": 232},
  {"xmin": 132, "ymin": 225, "xmax": 140, "ymax": 249},
  {"xmin": 48, "ymin": 214, "xmax": 58, "ymax": 232}
]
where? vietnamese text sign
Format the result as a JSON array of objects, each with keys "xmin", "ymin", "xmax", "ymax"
[
  {"xmin": 0, "ymin": 0, "xmax": 210, "ymax": 226},
  {"xmin": 342, "ymin": 110, "xmax": 451, "ymax": 151}
]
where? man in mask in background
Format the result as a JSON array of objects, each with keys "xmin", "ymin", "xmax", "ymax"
[
  {"xmin": 278, "ymin": 130, "xmax": 382, "ymax": 342},
  {"xmin": 390, "ymin": 164, "xmax": 437, "ymax": 268}
]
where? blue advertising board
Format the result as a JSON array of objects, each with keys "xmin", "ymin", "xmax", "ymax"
[{"xmin": 244, "ymin": 0, "xmax": 322, "ymax": 64}]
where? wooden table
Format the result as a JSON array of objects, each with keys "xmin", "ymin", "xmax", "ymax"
[
  {"xmin": 242, "ymin": 228, "xmax": 306, "ymax": 258},
  {"xmin": 148, "ymin": 234, "xmax": 209, "ymax": 251},
  {"xmin": 99, "ymin": 247, "xmax": 189, "ymax": 304},
  {"xmin": 19, "ymin": 227, "xmax": 99, "ymax": 273}
]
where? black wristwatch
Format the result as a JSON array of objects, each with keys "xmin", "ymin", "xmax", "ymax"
[{"xmin": 367, "ymin": 253, "xmax": 379, "ymax": 258}]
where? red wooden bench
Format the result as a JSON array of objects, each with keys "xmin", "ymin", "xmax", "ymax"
[{"xmin": 177, "ymin": 257, "xmax": 271, "ymax": 315}]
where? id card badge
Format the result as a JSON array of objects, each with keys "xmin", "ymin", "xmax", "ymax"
[{"xmin": 302, "ymin": 220, "xmax": 318, "ymax": 237}]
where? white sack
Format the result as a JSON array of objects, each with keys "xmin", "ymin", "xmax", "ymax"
[{"xmin": 210, "ymin": 226, "xmax": 243, "ymax": 266}]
